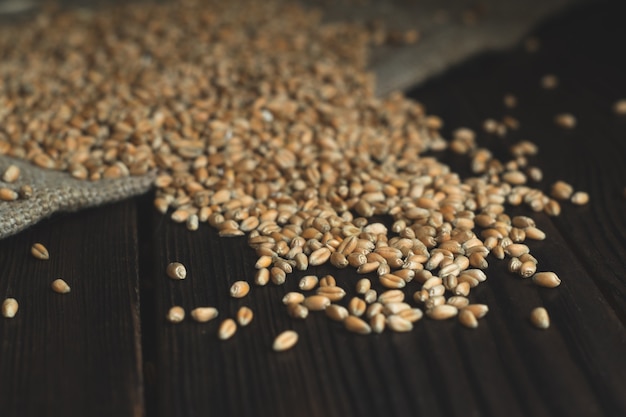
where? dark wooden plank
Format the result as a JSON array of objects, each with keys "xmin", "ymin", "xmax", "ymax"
[
  {"xmin": 406, "ymin": 2, "xmax": 626, "ymax": 415},
  {"xmin": 146, "ymin": 2, "xmax": 626, "ymax": 417},
  {"xmin": 146, "ymin": 209, "xmax": 455, "ymax": 417},
  {"xmin": 0, "ymin": 200, "xmax": 144, "ymax": 417},
  {"xmin": 147, "ymin": 213, "xmax": 624, "ymax": 417}
]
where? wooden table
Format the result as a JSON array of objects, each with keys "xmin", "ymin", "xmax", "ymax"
[{"xmin": 1, "ymin": 1, "xmax": 625, "ymax": 416}]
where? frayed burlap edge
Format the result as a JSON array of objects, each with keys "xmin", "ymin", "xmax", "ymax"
[{"xmin": 0, "ymin": 155, "xmax": 155, "ymax": 239}]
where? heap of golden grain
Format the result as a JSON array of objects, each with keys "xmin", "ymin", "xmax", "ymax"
[{"xmin": 0, "ymin": 0, "xmax": 590, "ymax": 349}]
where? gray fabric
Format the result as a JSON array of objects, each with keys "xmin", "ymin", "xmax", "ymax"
[
  {"xmin": 0, "ymin": 0, "xmax": 34, "ymax": 15},
  {"xmin": 0, "ymin": 156, "xmax": 155, "ymax": 237},
  {"xmin": 0, "ymin": 0, "xmax": 582, "ymax": 239},
  {"xmin": 319, "ymin": 0, "xmax": 584, "ymax": 96}
]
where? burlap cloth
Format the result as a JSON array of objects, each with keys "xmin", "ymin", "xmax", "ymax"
[{"xmin": 0, "ymin": 0, "xmax": 583, "ymax": 239}]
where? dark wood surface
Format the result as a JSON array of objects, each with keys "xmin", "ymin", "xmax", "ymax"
[
  {"xmin": 0, "ymin": 200, "xmax": 144, "ymax": 417},
  {"xmin": 1, "ymin": 1, "xmax": 626, "ymax": 416}
]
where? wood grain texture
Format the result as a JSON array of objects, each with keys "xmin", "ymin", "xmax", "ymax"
[{"xmin": 0, "ymin": 200, "xmax": 144, "ymax": 417}]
